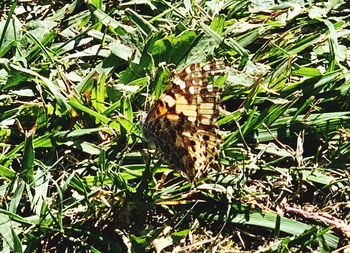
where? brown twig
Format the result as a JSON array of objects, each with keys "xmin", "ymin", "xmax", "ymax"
[{"xmin": 284, "ymin": 205, "xmax": 350, "ymax": 238}]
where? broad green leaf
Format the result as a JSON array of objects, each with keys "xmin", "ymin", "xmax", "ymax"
[
  {"xmin": 0, "ymin": 4, "xmax": 20, "ymax": 57},
  {"xmin": 93, "ymin": 8, "xmax": 128, "ymax": 35},
  {"xmin": 110, "ymin": 40, "xmax": 140, "ymax": 63},
  {"xmin": 9, "ymin": 181, "xmax": 25, "ymax": 213},
  {"xmin": 200, "ymin": 209, "xmax": 339, "ymax": 248},
  {"xmin": 125, "ymin": 8, "xmax": 156, "ymax": 36},
  {"xmin": 0, "ymin": 213, "xmax": 16, "ymax": 252},
  {"xmin": 0, "ymin": 164, "xmax": 16, "ymax": 181},
  {"xmin": 69, "ymin": 100, "xmax": 121, "ymax": 131},
  {"xmin": 22, "ymin": 130, "xmax": 35, "ymax": 183}
]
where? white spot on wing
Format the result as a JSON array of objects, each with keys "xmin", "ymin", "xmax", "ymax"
[
  {"xmin": 163, "ymin": 95, "xmax": 176, "ymax": 107},
  {"xmin": 188, "ymin": 116, "xmax": 196, "ymax": 122},
  {"xmin": 207, "ymin": 84, "xmax": 213, "ymax": 92},
  {"xmin": 179, "ymin": 80, "xmax": 186, "ymax": 89},
  {"xmin": 201, "ymin": 117, "xmax": 211, "ymax": 125},
  {"xmin": 203, "ymin": 65, "xmax": 211, "ymax": 71},
  {"xmin": 189, "ymin": 86, "xmax": 195, "ymax": 94},
  {"xmin": 174, "ymin": 76, "xmax": 186, "ymax": 89},
  {"xmin": 173, "ymin": 76, "xmax": 180, "ymax": 85}
]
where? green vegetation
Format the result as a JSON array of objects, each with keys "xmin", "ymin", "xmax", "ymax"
[{"xmin": 0, "ymin": 0, "xmax": 349, "ymax": 252}]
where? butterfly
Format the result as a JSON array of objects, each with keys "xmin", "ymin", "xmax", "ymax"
[{"xmin": 140, "ymin": 59, "xmax": 226, "ymax": 181}]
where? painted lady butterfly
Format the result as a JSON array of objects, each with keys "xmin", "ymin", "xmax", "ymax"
[{"xmin": 140, "ymin": 59, "xmax": 226, "ymax": 181}]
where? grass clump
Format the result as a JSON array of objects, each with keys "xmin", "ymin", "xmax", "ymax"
[{"xmin": 0, "ymin": 0, "xmax": 349, "ymax": 252}]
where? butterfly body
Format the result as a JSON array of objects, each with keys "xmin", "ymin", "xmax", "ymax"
[{"xmin": 141, "ymin": 60, "xmax": 226, "ymax": 181}]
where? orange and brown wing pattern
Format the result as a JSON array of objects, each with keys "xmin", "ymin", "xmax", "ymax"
[{"xmin": 141, "ymin": 59, "xmax": 226, "ymax": 181}]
